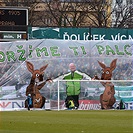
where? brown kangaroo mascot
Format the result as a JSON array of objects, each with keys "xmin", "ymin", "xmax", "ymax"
[
  {"xmin": 25, "ymin": 61, "xmax": 49, "ymax": 108},
  {"xmin": 95, "ymin": 59, "xmax": 117, "ymax": 109}
]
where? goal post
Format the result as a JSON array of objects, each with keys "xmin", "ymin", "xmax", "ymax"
[{"xmin": 56, "ymin": 80, "xmax": 133, "ymax": 111}]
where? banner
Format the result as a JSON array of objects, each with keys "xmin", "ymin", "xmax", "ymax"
[
  {"xmin": 0, "ymin": 39, "xmax": 133, "ymax": 107},
  {"xmin": 29, "ymin": 27, "xmax": 133, "ymax": 40}
]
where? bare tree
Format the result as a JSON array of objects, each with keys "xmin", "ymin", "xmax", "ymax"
[
  {"xmin": 37, "ymin": 0, "xmax": 114, "ymax": 27},
  {"xmin": 1, "ymin": 0, "xmax": 133, "ymax": 28},
  {"xmin": 1, "ymin": 0, "xmax": 32, "ymax": 7},
  {"xmin": 38, "ymin": 0, "xmax": 133, "ymax": 28},
  {"xmin": 84, "ymin": 0, "xmax": 112, "ymax": 27},
  {"xmin": 88, "ymin": 0, "xmax": 133, "ymax": 28},
  {"xmin": 112, "ymin": 2, "xmax": 133, "ymax": 28},
  {"xmin": 32, "ymin": 0, "xmax": 92, "ymax": 27}
]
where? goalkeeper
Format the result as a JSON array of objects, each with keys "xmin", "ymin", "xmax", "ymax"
[{"xmin": 54, "ymin": 63, "xmax": 92, "ymax": 109}]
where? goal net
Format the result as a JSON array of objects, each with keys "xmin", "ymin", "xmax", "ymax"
[{"xmin": 49, "ymin": 80, "xmax": 133, "ymax": 110}]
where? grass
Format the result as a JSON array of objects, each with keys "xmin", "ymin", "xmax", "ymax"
[{"xmin": 0, "ymin": 110, "xmax": 133, "ymax": 133}]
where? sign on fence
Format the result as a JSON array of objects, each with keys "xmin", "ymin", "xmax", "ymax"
[{"xmin": 29, "ymin": 27, "xmax": 133, "ymax": 40}]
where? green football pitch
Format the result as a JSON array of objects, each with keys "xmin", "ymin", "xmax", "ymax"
[{"xmin": 0, "ymin": 110, "xmax": 133, "ymax": 133}]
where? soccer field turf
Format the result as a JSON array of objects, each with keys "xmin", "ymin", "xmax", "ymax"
[{"xmin": 0, "ymin": 110, "xmax": 133, "ymax": 133}]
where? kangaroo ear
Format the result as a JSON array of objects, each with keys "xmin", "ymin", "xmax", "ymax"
[
  {"xmin": 26, "ymin": 61, "xmax": 34, "ymax": 74},
  {"xmin": 98, "ymin": 61, "xmax": 106, "ymax": 69},
  {"xmin": 110, "ymin": 59, "xmax": 117, "ymax": 71},
  {"xmin": 40, "ymin": 64, "xmax": 48, "ymax": 73}
]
